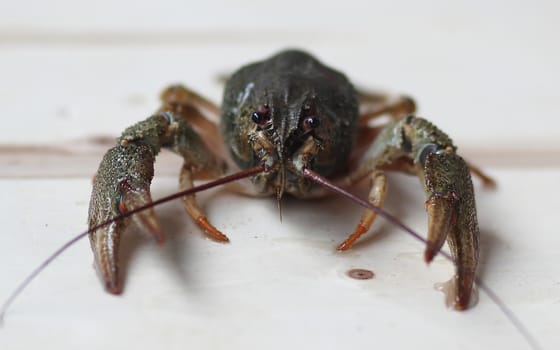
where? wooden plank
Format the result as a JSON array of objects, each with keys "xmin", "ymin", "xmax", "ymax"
[
  {"xmin": 0, "ymin": 169, "xmax": 558, "ymax": 349},
  {"xmin": 1, "ymin": 140, "xmax": 559, "ymax": 179}
]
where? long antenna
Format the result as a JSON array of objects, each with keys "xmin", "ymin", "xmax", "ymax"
[
  {"xmin": 302, "ymin": 167, "xmax": 542, "ymax": 350},
  {"xmin": 0, "ymin": 165, "xmax": 264, "ymax": 324}
]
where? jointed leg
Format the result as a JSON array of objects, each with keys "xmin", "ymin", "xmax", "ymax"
[
  {"xmin": 467, "ymin": 162, "xmax": 496, "ymax": 188},
  {"xmin": 161, "ymin": 85, "xmax": 230, "ymax": 241},
  {"xmin": 160, "ymin": 84, "xmax": 220, "ymax": 122},
  {"xmin": 159, "ymin": 85, "xmax": 230, "ymax": 163},
  {"xmin": 358, "ymin": 90, "xmax": 416, "ymax": 126},
  {"xmin": 179, "ymin": 165, "xmax": 229, "ymax": 242},
  {"xmin": 337, "ymin": 171, "xmax": 387, "ymax": 251}
]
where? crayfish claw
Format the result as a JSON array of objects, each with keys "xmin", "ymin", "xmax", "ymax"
[
  {"xmin": 423, "ymin": 150, "xmax": 479, "ymax": 310},
  {"xmin": 89, "ymin": 142, "xmax": 157, "ymax": 294},
  {"xmin": 424, "ymin": 192, "xmax": 458, "ymax": 263},
  {"xmin": 359, "ymin": 116, "xmax": 480, "ymax": 309},
  {"xmin": 89, "ymin": 220, "xmax": 125, "ymax": 295},
  {"xmin": 88, "ymin": 107, "xmax": 226, "ymax": 293},
  {"xmin": 121, "ymin": 184, "xmax": 165, "ymax": 244}
]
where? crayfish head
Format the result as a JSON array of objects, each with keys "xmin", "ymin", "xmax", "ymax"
[{"xmin": 220, "ymin": 50, "xmax": 359, "ymax": 198}]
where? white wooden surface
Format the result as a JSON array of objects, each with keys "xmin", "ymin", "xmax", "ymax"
[{"xmin": 1, "ymin": 1, "xmax": 559, "ymax": 349}]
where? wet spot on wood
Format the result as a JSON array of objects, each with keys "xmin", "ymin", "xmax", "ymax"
[{"xmin": 347, "ymin": 268, "xmax": 374, "ymax": 280}]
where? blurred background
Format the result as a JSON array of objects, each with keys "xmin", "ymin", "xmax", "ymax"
[{"xmin": 1, "ymin": 0, "xmax": 558, "ymax": 153}]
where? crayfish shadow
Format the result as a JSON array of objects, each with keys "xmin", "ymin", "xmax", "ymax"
[
  {"xmin": 476, "ymin": 228, "xmax": 502, "ymax": 282},
  {"xmin": 117, "ymin": 200, "xmax": 197, "ymax": 294},
  {"xmin": 213, "ymin": 173, "xmax": 419, "ymax": 250},
  {"xmin": 116, "ymin": 173, "xmax": 429, "ymax": 293}
]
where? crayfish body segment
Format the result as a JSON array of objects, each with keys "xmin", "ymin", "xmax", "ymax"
[{"xmin": 89, "ymin": 50, "xmax": 481, "ymax": 310}]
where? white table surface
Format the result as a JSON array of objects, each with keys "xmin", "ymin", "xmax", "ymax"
[{"xmin": 1, "ymin": 1, "xmax": 558, "ymax": 349}]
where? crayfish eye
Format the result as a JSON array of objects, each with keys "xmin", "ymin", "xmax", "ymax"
[
  {"xmin": 251, "ymin": 106, "xmax": 271, "ymax": 125},
  {"xmin": 251, "ymin": 112, "xmax": 266, "ymax": 124},
  {"xmin": 303, "ymin": 116, "xmax": 320, "ymax": 131}
]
